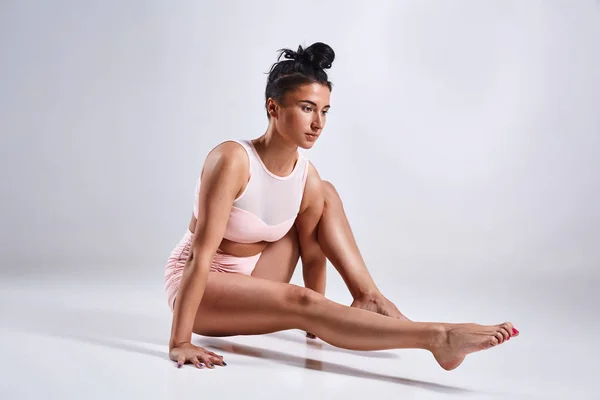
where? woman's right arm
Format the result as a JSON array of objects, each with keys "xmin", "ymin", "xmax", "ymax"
[{"xmin": 168, "ymin": 142, "xmax": 247, "ymax": 367}]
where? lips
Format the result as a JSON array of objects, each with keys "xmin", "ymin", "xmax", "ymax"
[{"xmin": 305, "ymin": 133, "xmax": 319, "ymax": 139}]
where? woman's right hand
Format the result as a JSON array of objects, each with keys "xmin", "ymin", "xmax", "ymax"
[{"xmin": 169, "ymin": 342, "xmax": 227, "ymax": 369}]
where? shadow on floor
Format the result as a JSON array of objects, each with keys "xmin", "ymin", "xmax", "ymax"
[
  {"xmin": 4, "ymin": 300, "xmax": 485, "ymax": 395},
  {"xmin": 266, "ymin": 330, "xmax": 400, "ymax": 359}
]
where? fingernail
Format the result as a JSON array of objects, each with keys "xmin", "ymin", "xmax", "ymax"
[
  {"xmin": 199, "ymin": 363, "xmax": 204, "ymax": 367},
  {"xmin": 223, "ymin": 362, "xmax": 227, "ymax": 366},
  {"xmin": 210, "ymin": 363, "xmax": 214, "ymax": 367},
  {"xmin": 177, "ymin": 363, "xmax": 182, "ymax": 368},
  {"xmin": 512, "ymin": 328, "xmax": 519, "ymax": 335}
]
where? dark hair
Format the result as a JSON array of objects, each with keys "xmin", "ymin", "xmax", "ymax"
[{"xmin": 264, "ymin": 42, "xmax": 335, "ymax": 118}]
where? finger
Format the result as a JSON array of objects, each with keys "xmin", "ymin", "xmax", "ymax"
[
  {"xmin": 210, "ymin": 355, "xmax": 226, "ymax": 366},
  {"xmin": 389, "ymin": 307, "xmax": 402, "ymax": 318},
  {"xmin": 206, "ymin": 350, "xmax": 223, "ymax": 359},
  {"xmin": 193, "ymin": 351, "xmax": 207, "ymax": 368},
  {"xmin": 199, "ymin": 354, "xmax": 215, "ymax": 369},
  {"xmin": 394, "ymin": 312, "xmax": 407, "ymax": 320},
  {"xmin": 306, "ymin": 332, "xmax": 316, "ymax": 339},
  {"xmin": 177, "ymin": 355, "xmax": 185, "ymax": 369},
  {"xmin": 191, "ymin": 356, "xmax": 203, "ymax": 369}
]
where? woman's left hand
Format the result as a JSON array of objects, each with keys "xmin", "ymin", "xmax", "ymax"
[{"xmin": 351, "ymin": 294, "xmax": 411, "ymax": 321}]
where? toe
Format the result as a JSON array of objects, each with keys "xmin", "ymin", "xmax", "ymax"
[
  {"xmin": 499, "ymin": 325, "xmax": 510, "ymax": 341},
  {"xmin": 494, "ymin": 331, "xmax": 504, "ymax": 344},
  {"xmin": 490, "ymin": 336, "xmax": 499, "ymax": 347},
  {"xmin": 498, "ymin": 322, "xmax": 516, "ymax": 338}
]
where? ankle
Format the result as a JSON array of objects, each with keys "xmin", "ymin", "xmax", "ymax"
[
  {"xmin": 426, "ymin": 323, "xmax": 448, "ymax": 352},
  {"xmin": 353, "ymin": 288, "xmax": 382, "ymax": 303}
]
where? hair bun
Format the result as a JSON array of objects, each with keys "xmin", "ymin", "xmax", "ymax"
[{"xmin": 278, "ymin": 42, "xmax": 335, "ymax": 70}]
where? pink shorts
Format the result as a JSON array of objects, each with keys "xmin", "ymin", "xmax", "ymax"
[{"xmin": 164, "ymin": 230, "xmax": 261, "ymax": 311}]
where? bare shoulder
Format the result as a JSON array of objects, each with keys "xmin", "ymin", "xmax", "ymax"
[
  {"xmin": 204, "ymin": 141, "xmax": 248, "ymax": 168},
  {"xmin": 299, "ymin": 161, "xmax": 324, "ymax": 214},
  {"xmin": 305, "ymin": 161, "xmax": 322, "ymax": 192},
  {"xmin": 200, "ymin": 140, "xmax": 249, "ymax": 180}
]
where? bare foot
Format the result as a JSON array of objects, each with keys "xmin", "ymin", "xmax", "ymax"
[{"xmin": 431, "ymin": 322, "xmax": 519, "ymax": 371}]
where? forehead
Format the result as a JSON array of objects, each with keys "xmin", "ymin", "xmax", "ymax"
[{"xmin": 287, "ymin": 83, "xmax": 331, "ymax": 105}]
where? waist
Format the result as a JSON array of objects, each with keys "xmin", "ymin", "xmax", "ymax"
[{"xmin": 186, "ymin": 229, "xmax": 267, "ymax": 258}]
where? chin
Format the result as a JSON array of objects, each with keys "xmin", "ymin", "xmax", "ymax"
[
  {"xmin": 296, "ymin": 133, "xmax": 320, "ymax": 149},
  {"xmin": 298, "ymin": 141, "xmax": 317, "ymax": 150}
]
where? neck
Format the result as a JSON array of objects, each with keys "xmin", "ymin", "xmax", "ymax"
[{"xmin": 252, "ymin": 125, "xmax": 298, "ymax": 176}]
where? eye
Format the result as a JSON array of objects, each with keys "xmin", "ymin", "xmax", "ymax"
[{"xmin": 303, "ymin": 106, "xmax": 313, "ymax": 112}]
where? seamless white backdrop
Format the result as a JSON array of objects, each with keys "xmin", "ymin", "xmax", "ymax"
[
  {"xmin": 1, "ymin": 1, "xmax": 600, "ymax": 398},
  {"xmin": 1, "ymin": 1, "xmax": 598, "ymax": 284}
]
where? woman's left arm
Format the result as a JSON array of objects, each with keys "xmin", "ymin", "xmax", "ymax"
[{"xmin": 295, "ymin": 163, "xmax": 327, "ymax": 298}]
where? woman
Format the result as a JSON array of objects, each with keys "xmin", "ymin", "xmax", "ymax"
[{"xmin": 164, "ymin": 42, "xmax": 519, "ymax": 371}]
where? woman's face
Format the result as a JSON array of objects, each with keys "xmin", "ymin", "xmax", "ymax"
[{"xmin": 268, "ymin": 82, "xmax": 331, "ymax": 149}]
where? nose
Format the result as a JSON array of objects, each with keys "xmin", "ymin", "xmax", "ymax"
[{"xmin": 311, "ymin": 113, "xmax": 324, "ymax": 130}]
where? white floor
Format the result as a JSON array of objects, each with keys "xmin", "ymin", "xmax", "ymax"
[{"xmin": 1, "ymin": 268, "xmax": 598, "ymax": 400}]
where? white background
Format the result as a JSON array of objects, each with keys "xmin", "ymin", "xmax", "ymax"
[{"xmin": 1, "ymin": 1, "xmax": 599, "ymax": 399}]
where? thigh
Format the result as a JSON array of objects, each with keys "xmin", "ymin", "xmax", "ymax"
[
  {"xmin": 251, "ymin": 225, "xmax": 300, "ymax": 283},
  {"xmin": 194, "ymin": 271, "xmax": 313, "ymax": 336}
]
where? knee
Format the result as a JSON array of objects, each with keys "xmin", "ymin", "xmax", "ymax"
[
  {"xmin": 321, "ymin": 180, "xmax": 342, "ymax": 207},
  {"xmin": 285, "ymin": 285, "xmax": 322, "ymax": 309}
]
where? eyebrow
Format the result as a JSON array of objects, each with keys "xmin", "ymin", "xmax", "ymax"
[{"xmin": 299, "ymin": 100, "xmax": 331, "ymax": 108}]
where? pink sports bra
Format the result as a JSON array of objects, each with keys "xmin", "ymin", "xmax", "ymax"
[{"xmin": 193, "ymin": 140, "xmax": 310, "ymax": 243}]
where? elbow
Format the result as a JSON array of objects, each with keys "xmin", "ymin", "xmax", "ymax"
[{"xmin": 186, "ymin": 244, "xmax": 215, "ymax": 273}]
